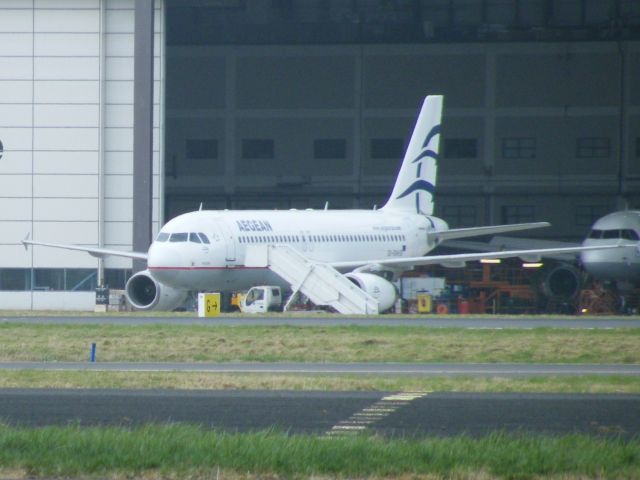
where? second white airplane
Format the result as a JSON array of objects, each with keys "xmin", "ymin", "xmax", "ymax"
[{"xmin": 24, "ymin": 95, "xmax": 623, "ymax": 312}]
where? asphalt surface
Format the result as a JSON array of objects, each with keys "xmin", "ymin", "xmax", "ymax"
[
  {"xmin": 2, "ymin": 361, "xmax": 639, "ymax": 376},
  {"xmin": 1, "ymin": 389, "xmax": 638, "ymax": 438},
  {"xmin": 2, "ymin": 315, "xmax": 640, "ymax": 328}
]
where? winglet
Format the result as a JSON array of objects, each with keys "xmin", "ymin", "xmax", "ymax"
[{"xmin": 22, "ymin": 233, "xmax": 31, "ymax": 251}]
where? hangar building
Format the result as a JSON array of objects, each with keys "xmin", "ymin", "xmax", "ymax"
[{"xmin": 0, "ymin": 0, "xmax": 639, "ymax": 309}]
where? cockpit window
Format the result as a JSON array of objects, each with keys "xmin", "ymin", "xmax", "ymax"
[
  {"xmin": 589, "ymin": 229, "xmax": 603, "ymax": 239},
  {"xmin": 198, "ymin": 232, "xmax": 210, "ymax": 244},
  {"xmin": 189, "ymin": 232, "xmax": 202, "ymax": 243},
  {"xmin": 169, "ymin": 232, "xmax": 188, "ymax": 242},
  {"xmin": 602, "ymin": 230, "xmax": 619, "ymax": 239},
  {"xmin": 622, "ymin": 229, "xmax": 640, "ymax": 241},
  {"xmin": 156, "ymin": 232, "xmax": 170, "ymax": 242}
]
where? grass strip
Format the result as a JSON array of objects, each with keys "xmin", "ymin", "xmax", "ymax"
[
  {"xmin": 1, "ymin": 371, "xmax": 640, "ymax": 393},
  {"xmin": 0, "ymin": 424, "xmax": 638, "ymax": 479},
  {"xmin": 1, "ymin": 323, "xmax": 639, "ymax": 363}
]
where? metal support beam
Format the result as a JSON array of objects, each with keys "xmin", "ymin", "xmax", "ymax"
[{"xmin": 132, "ymin": 0, "xmax": 155, "ymax": 273}]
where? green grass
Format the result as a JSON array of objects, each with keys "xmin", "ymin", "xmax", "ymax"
[
  {"xmin": 0, "ymin": 424, "xmax": 638, "ymax": 479},
  {"xmin": 0, "ymin": 323, "xmax": 639, "ymax": 363},
  {"xmin": 1, "ymin": 370, "xmax": 640, "ymax": 393}
]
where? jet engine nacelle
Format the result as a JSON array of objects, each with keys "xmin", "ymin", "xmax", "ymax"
[
  {"xmin": 125, "ymin": 270, "xmax": 189, "ymax": 311},
  {"xmin": 542, "ymin": 264, "xmax": 581, "ymax": 299},
  {"xmin": 344, "ymin": 272, "xmax": 398, "ymax": 313}
]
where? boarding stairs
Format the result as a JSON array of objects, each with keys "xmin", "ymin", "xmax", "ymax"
[{"xmin": 244, "ymin": 245, "xmax": 379, "ymax": 314}]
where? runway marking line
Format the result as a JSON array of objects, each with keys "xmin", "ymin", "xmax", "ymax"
[{"xmin": 324, "ymin": 391, "xmax": 430, "ymax": 438}]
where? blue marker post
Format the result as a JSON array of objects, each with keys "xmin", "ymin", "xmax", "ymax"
[{"xmin": 90, "ymin": 342, "xmax": 96, "ymax": 363}]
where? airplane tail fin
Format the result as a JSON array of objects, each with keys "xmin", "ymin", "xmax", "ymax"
[{"xmin": 381, "ymin": 95, "xmax": 443, "ymax": 215}]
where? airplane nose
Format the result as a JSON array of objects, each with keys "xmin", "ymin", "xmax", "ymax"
[{"xmin": 147, "ymin": 242, "xmax": 187, "ymax": 286}]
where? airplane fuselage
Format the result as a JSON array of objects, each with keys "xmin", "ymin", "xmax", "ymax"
[
  {"xmin": 581, "ymin": 210, "xmax": 640, "ymax": 283},
  {"xmin": 148, "ymin": 209, "xmax": 448, "ymax": 291}
]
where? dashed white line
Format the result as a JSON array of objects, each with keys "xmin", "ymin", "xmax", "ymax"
[{"xmin": 324, "ymin": 391, "xmax": 429, "ymax": 437}]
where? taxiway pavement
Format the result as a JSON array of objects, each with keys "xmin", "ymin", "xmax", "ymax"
[
  {"xmin": 1, "ymin": 389, "xmax": 638, "ymax": 438},
  {"xmin": 2, "ymin": 315, "xmax": 639, "ymax": 329}
]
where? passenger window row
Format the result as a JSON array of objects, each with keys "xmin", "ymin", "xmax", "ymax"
[
  {"xmin": 238, "ymin": 233, "xmax": 406, "ymax": 244},
  {"xmin": 155, "ymin": 232, "xmax": 211, "ymax": 244}
]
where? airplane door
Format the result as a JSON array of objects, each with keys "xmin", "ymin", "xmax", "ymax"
[
  {"xmin": 216, "ymin": 220, "xmax": 237, "ymax": 262},
  {"xmin": 300, "ymin": 230, "xmax": 313, "ymax": 252}
]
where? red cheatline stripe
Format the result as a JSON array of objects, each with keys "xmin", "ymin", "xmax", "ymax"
[{"xmin": 149, "ymin": 266, "xmax": 267, "ymax": 271}]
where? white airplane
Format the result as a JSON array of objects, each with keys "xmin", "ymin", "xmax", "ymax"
[
  {"xmin": 22, "ymin": 95, "xmax": 624, "ymax": 312},
  {"xmin": 581, "ymin": 210, "xmax": 640, "ymax": 285}
]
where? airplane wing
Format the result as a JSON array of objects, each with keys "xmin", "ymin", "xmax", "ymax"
[
  {"xmin": 22, "ymin": 235, "xmax": 148, "ymax": 261},
  {"xmin": 444, "ymin": 235, "xmax": 580, "ymax": 262},
  {"xmin": 329, "ymin": 244, "xmax": 625, "ymax": 270},
  {"xmin": 429, "ymin": 222, "xmax": 550, "ymax": 243}
]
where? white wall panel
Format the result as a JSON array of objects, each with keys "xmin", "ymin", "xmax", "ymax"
[
  {"xmin": 32, "ymin": 247, "xmax": 97, "ymax": 267},
  {"xmin": 105, "ymin": 57, "xmax": 133, "ymax": 80},
  {"xmin": 0, "ymin": 221, "xmax": 32, "ymax": 244},
  {"xmin": 0, "ymin": 292, "xmax": 31, "ymax": 308},
  {"xmin": 106, "ymin": 80, "xmax": 132, "ymax": 103},
  {"xmin": 103, "ymin": 255, "xmax": 133, "ymax": 269},
  {"xmin": 35, "ymin": 104, "xmax": 99, "ymax": 127},
  {"xmin": 34, "ymin": 33, "xmax": 99, "ymax": 57},
  {"xmin": 0, "ymin": 199, "xmax": 31, "ymax": 221},
  {"xmin": 34, "ymin": 9, "xmax": 99, "ymax": 33},
  {"xmin": 0, "ymin": 33, "xmax": 32, "ymax": 56},
  {"xmin": 0, "ymin": 1, "xmax": 32, "ymax": 8},
  {"xmin": 34, "ymin": 127, "xmax": 98, "ymax": 151},
  {"xmin": 0, "ymin": 151, "xmax": 32, "ymax": 174},
  {"xmin": 104, "ymin": 151, "xmax": 132, "ymax": 174},
  {"xmin": 105, "ymin": 104, "xmax": 133, "ymax": 127},
  {"xmin": 105, "ymin": 198, "xmax": 132, "ymax": 221},
  {"xmin": 0, "ymin": 57, "xmax": 32, "ymax": 80},
  {"xmin": 0, "ymin": 10, "xmax": 33, "ymax": 33},
  {"xmin": 33, "ymin": 198, "xmax": 97, "ymax": 221},
  {"xmin": 104, "ymin": 127, "xmax": 133, "ymax": 151},
  {"xmin": 34, "ymin": 80, "xmax": 99, "ymax": 103},
  {"xmin": 104, "ymin": 221, "xmax": 131, "ymax": 245},
  {"xmin": 105, "ymin": 174, "xmax": 132, "ymax": 198},
  {"xmin": 35, "ymin": 57, "xmax": 99, "ymax": 80},
  {"xmin": 0, "ymin": 175, "xmax": 31, "ymax": 197},
  {"xmin": 34, "ymin": 221, "xmax": 97, "ymax": 244},
  {"xmin": 106, "ymin": 0, "xmax": 134, "ymax": 8},
  {"xmin": 34, "ymin": 151, "xmax": 98, "ymax": 174},
  {"xmin": 34, "ymin": 174, "xmax": 97, "ymax": 198},
  {"xmin": 0, "ymin": 245, "xmax": 30, "ymax": 267},
  {"xmin": 32, "ymin": 292, "xmax": 95, "ymax": 311},
  {"xmin": 0, "ymin": 105, "xmax": 32, "ymax": 127},
  {"xmin": 35, "ymin": 0, "xmax": 99, "ymax": 8},
  {"xmin": 106, "ymin": 8, "xmax": 133, "ymax": 33},
  {"xmin": 106, "ymin": 33, "xmax": 133, "ymax": 56},
  {"xmin": 0, "ymin": 81, "xmax": 32, "ymax": 103},
  {"xmin": 0, "ymin": 127, "xmax": 32, "ymax": 150}
]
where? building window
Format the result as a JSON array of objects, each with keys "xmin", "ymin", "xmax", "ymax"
[
  {"xmin": 575, "ymin": 205, "xmax": 609, "ymax": 228},
  {"xmin": 440, "ymin": 205, "xmax": 477, "ymax": 228},
  {"xmin": 501, "ymin": 205, "xmax": 535, "ymax": 224},
  {"xmin": 0, "ymin": 269, "xmax": 30, "ymax": 291},
  {"xmin": 370, "ymin": 138, "xmax": 404, "ymax": 159},
  {"xmin": 502, "ymin": 137, "xmax": 536, "ymax": 159},
  {"xmin": 576, "ymin": 137, "xmax": 610, "ymax": 158},
  {"xmin": 314, "ymin": 139, "xmax": 346, "ymax": 159},
  {"xmin": 444, "ymin": 138, "xmax": 477, "ymax": 159},
  {"xmin": 186, "ymin": 139, "xmax": 218, "ymax": 160},
  {"xmin": 242, "ymin": 139, "xmax": 274, "ymax": 159}
]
